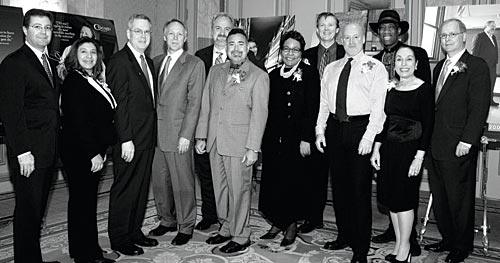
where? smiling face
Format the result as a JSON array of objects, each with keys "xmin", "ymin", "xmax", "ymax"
[
  {"xmin": 316, "ymin": 15, "xmax": 339, "ymax": 44},
  {"xmin": 127, "ymin": 18, "xmax": 151, "ymax": 53},
  {"xmin": 77, "ymin": 42, "xmax": 97, "ymax": 74},
  {"xmin": 23, "ymin": 16, "xmax": 52, "ymax": 52},
  {"xmin": 395, "ymin": 47, "xmax": 417, "ymax": 79},
  {"xmin": 164, "ymin": 21, "xmax": 186, "ymax": 53},
  {"xmin": 377, "ymin": 22, "xmax": 400, "ymax": 48},
  {"xmin": 226, "ymin": 32, "xmax": 248, "ymax": 65},
  {"xmin": 439, "ymin": 20, "xmax": 466, "ymax": 58},
  {"xmin": 281, "ymin": 38, "xmax": 302, "ymax": 67},
  {"xmin": 212, "ymin": 16, "xmax": 233, "ymax": 49},
  {"xmin": 342, "ymin": 23, "xmax": 365, "ymax": 57}
]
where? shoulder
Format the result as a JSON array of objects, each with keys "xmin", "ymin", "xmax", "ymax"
[
  {"xmin": 195, "ymin": 45, "xmax": 212, "ymax": 56},
  {"xmin": 248, "ymin": 62, "xmax": 267, "ymax": 77},
  {"xmin": 185, "ymin": 53, "xmax": 204, "ymax": 64},
  {"xmin": 362, "ymin": 54, "xmax": 384, "ymax": 66},
  {"xmin": 466, "ymin": 52, "xmax": 488, "ymax": 68},
  {"xmin": 303, "ymin": 46, "xmax": 318, "ymax": 56},
  {"xmin": 108, "ymin": 48, "xmax": 129, "ymax": 64},
  {"xmin": 1, "ymin": 46, "xmax": 29, "ymax": 66}
]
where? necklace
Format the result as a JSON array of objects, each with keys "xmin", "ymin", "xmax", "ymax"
[{"xmin": 280, "ymin": 62, "xmax": 300, "ymax": 78}]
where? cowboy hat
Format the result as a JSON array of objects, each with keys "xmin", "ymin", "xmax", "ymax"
[{"xmin": 369, "ymin": 9, "xmax": 409, "ymax": 35}]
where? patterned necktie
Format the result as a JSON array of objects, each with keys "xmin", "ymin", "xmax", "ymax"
[
  {"xmin": 435, "ymin": 59, "xmax": 451, "ymax": 102},
  {"xmin": 41, "ymin": 53, "xmax": 54, "ymax": 87},
  {"xmin": 319, "ymin": 50, "xmax": 329, "ymax": 79},
  {"xmin": 335, "ymin": 58, "xmax": 353, "ymax": 122},
  {"xmin": 215, "ymin": 52, "xmax": 224, "ymax": 65},
  {"xmin": 382, "ymin": 51, "xmax": 395, "ymax": 80}
]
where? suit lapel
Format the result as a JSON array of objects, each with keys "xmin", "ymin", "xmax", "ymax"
[
  {"xmin": 124, "ymin": 46, "xmax": 154, "ymax": 103},
  {"xmin": 22, "ymin": 45, "xmax": 54, "ymax": 88},
  {"xmin": 436, "ymin": 51, "xmax": 469, "ymax": 104},
  {"xmin": 161, "ymin": 51, "xmax": 186, "ymax": 97}
]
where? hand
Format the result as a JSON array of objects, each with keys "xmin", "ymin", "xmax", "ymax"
[
  {"xmin": 242, "ymin": 149, "xmax": 258, "ymax": 167},
  {"xmin": 121, "ymin": 141, "xmax": 135, "ymax": 162},
  {"xmin": 370, "ymin": 150, "xmax": 381, "ymax": 171},
  {"xmin": 315, "ymin": 134, "xmax": 326, "ymax": 153},
  {"xmin": 18, "ymin": 153, "xmax": 35, "ymax": 177},
  {"xmin": 408, "ymin": 158, "xmax": 423, "ymax": 177},
  {"xmin": 195, "ymin": 139, "xmax": 207, "ymax": 154},
  {"xmin": 455, "ymin": 142, "xmax": 470, "ymax": 157},
  {"xmin": 299, "ymin": 141, "xmax": 311, "ymax": 157},
  {"xmin": 358, "ymin": 138, "xmax": 373, "ymax": 155},
  {"xmin": 178, "ymin": 137, "xmax": 190, "ymax": 154},
  {"xmin": 91, "ymin": 154, "xmax": 104, "ymax": 173}
]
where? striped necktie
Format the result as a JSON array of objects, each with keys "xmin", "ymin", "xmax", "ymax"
[
  {"xmin": 435, "ymin": 59, "xmax": 451, "ymax": 102},
  {"xmin": 41, "ymin": 53, "xmax": 54, "ymax": 87},
  {"xmin": 215, "ymin": 52, "xmax": 224, "ymax": 65},
  {"xmin": 318, "ymin": 50, "xmax": 329, "ymax": 79}
]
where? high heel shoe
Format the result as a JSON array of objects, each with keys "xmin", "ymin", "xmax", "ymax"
[
  {"xmin": 260, "ymin": 226, "xmax": 281, "ymax": 240},
  {"xmin": 394, "ymin": 252, "xmax": 411, "ymax": 263},
  {"xmin": 385, "ymin": 254, "xmax": 396, "ymax": 262},
  {"xmin": 280, "ymin": 223, "xmax": 297, "ymax": 247}
]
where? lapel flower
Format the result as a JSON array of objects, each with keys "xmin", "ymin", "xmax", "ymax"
[
  {"xmin": 387, "ymin": 78, "xmax": 398, "ymax": 91},
  {"xmin": 293, "ymin": 68, "xmax": 303, "ymax": 82},
  {"xmin": 302, "ymin": 58, "xmax": 311, "ymax": 66},
  {"xmin": 361, "ymin": 60, "xmax": 376, "ymax": 74},
  {"xmin": 450, "ymin": 61, "xmax": 467, "ymax": 75},
  {"xmin": 231, "ymin": 69, "xmax": 247, "ymax": 84}
]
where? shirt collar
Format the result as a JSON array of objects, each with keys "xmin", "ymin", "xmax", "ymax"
[
  {"xmin": 319, "ymin": 42, "xmax": 337, "ymax": 53},
  {"xmin": 25, "ymin": 41, "xmax": 48, "ymax": 60},
  {"xmin": 446, "ymin": 48, "xmax": 466, "ymax": 65},
  {"xmin": 383, "ymin": 41, "xmax": 403, "ymax": 53},
  {"xmin": 127, "ymin": 42, "xmax": 146, "ymax": 61},
  {"xmin": 344, "ymin": 50, "xmax": 364, "ymax": 63},
  {"xmin": 214, "ymin": 46, "xmax": 226, "ymax": 56},
  {"xmin": 167, "ymin": 49, "xmax": 183, "ymax": 61}
]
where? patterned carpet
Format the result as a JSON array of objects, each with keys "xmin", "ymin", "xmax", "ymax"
[{"xmin": 0, "ymin": 202, "xmax": 499, "ymax": 263}]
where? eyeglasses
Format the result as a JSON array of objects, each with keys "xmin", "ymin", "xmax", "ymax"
[
  {"xmin": 30, "ymin": 24, "xmax": 53, "ymax": 32},
  {"xmin": 130, "ymin": 29, "xmax": 152, "ymax": 36},
  {"xmin": 439, "ymin": 32, "xmax": 463, "ymax": 39},
  {"xmin": 282, "ymin": 47, "xmax": 301, "ymax": 54}
]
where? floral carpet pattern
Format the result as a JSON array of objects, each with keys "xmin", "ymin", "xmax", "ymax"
[{"xmin": 0, "ymin": 205, "xmax": 499, "ymax": 263}]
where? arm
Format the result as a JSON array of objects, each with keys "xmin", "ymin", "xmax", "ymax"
[
  {"xmin": 471, "ymin": 34, "xmax": 481, "ymax": 56},
  {"xmin": 414, "ymin": 48, "xmax": 432, "ymax": 85},
  {"xmin": 245, "ymin": 72, "xmax": 270, "ymax": 152},
  {"xmin": 362, "ymin": 62, "xmax": 388, "ymax": 143},
  {"xmin": 315, "ymin": 69, "xmax": 331, "ymax": 153},
  {"xmin": 194, "ymin": 67, "xmax": 213, "ymax": 154}
]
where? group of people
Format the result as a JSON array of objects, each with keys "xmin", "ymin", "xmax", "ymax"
[{"xmin": 0, "ymin": 7, "xmax": 493, "ymax": 263}]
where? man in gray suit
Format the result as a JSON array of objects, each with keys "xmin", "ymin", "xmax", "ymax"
[
  {"xmin": 472, "ymin": 20, "xmax": 498, "ymax": 106},
  {"xmin": 149, "ymin": 19, "xmax": 205, "ymax": 246},
  {"xmin": 195, "ymin": 28, "xmax": 269, "ymax": 254}
]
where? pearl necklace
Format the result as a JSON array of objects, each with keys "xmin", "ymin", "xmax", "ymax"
[{"xmin": 279, "ymin": 62, "xmax": 300, "ymax": 79}]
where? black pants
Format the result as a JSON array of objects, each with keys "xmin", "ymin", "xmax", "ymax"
[
  {"xmin": 326, "ymin": 116, "xmax": 372, "ymax": 256},
  {"xmin": 302, "ymin": 148, "xmax": 329, "ymax": 224},
  {"xmin": 10, "ymin": 158, "xmax": 54, "ymax": 263},
  {"xmin": 194, "ymin": 152, "xmax": 218, "ymax": 222},
  {"xmin": 108, "ymin": 147, "xmax": 154, "ymax": 247}
]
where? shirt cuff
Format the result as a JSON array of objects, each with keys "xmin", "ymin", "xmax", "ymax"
[
  {"xmin": 362, "ymin": 129, "xmax": 376, "ymax": 143},
  {"xmin": 315, "ymin": 126, "xmax": 325, "ymax": 136},
  {"xmin": 459, "ymin": 141, "xmax": 472, "ymax": 149},
  {"xmin": 17, "ymin": 151, "xmax": 32, "ymax": 158}
]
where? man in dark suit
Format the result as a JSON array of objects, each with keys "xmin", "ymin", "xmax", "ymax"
[
  {"xmin": 0, "ymin": 9, "xmax": 60, "ymax": 263},
  {"xmin": 149, "ymin": 19, "xmax": 205, "ymax": 246},
  {"xmin": 106, "ymin": 14, "xmax": 158, "ymax": 256},
  {"xmin": 472, "ymin": 20, "xmax": 498, "ymax": 106},
  {"xmin": 368, "ymin": 9, "xmax": 431, "ymax": 256},
  {"xmin": 423, "ymin": 18, "xmax": 490, "ymax": 263},
  {"xmin": 300, "ymin": 12, "xmax": 344, "ymax": 234}
]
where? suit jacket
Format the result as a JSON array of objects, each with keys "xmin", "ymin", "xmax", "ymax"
[
  {"xmin": 431, "ymin": 51, "xmax": 491, "ymax": 160},
  {"xmin": 0, "ymin": 44, "xmax": 59, "ymax": 168},
  {"xmin": 373, "ymin": 41, "xmax": 431, "ymax": 84},
  {"xmin": 472, "ymin": 31, "xmax": 498, "ymax": 67},
  {"xmin": 153, "ymin": 51, "xmax": 206, "ymax": 152},
  {"xmin": 106, "ymin": 45, "xmax": 157, "ymax": 151},
  {"xmin": 302, "ymin": 44, "xmax": 345, "ymax": 71},
  {"xmin": 195, "ymin": 44, "xmax": 261, "ymax": 76},
  {"xmin": 196, "ymin": 60, "xmax": 269, "ymax": 157},
  {"xmin": 61, "ymin": 71, "xmax": 116, "ymax": 160}
]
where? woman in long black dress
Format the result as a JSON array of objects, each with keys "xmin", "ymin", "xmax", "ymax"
[
  {"xmin": 371, "ymin": 46, "xmax": 434, "ymax": 263},
  {"xmin": 61, "ymin": 37, "xmax": 117, "ymax": 263},
  {"xmin": 258, "ymin": 30, "xmax": 320, "ymax": 246}
]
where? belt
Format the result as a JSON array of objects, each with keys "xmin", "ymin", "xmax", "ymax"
[{"xmin": 330, "ymin": 113, "xmax": 369, "ymax": 123}]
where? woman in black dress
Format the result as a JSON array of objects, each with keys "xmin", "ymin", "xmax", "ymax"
[
  {"xmin": 371, "ymin": 46, "xmax": 434, "ymax": 263},
  {"xmin": 258, "ymin": 31, "xmax": 320, "ymax": 246},
  {"xmin": 61, "ymin": 37, "xmax": 117, "ymax": 263}
]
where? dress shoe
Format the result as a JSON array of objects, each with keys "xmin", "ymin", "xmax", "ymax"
[
  {"xmin": 371, "ymin": 229, "xmax": 396, "ymax": 243},
  {"xmin": 195, "ymin": 219, "xmax": 218, "ymax": 230},
  {"xmin": 220, "ymin": 241, "xmax": 250, "ymax": 253},
  {"xmin": 111, "ymin": 243, "xmax": 144, "ymax": 256},
  {"xmin": 424, "ymin": 241, "xmax": 451, "ymax": 252},
  {"xmin": 323, "ymin": 239, "xmax": 349, "ymax": 250},
  {"xmin": 350, "ymin": 254, "xmax": 368, "ymax": 263},
  {"xmin": 74, "ymin": 258, "xmax": 116, "ymax": 263},
  {"xmin": 133, "ymin": 236, "xmax": 158, "ymax": 247},
  {"xmin": 385, "ymin": 254, "xmax": 396, "ymax": 262},
  {"xmin": 280, "ymin": 222, "xmax": 297, "ymax": 247},
  {"xmin": 491, "ymin": 100, "xmax": 499, "ymax": 107},
  {"xmin": 171, "ymin": 232, "xmax": 192, "ymax": 245},
  {"xmin": 298, "ymin": 221, "xmax": 323, "ymax": 233},
  {"xmin": 446, "ymin": 249, "xmax": 469, "ymax": 263},
  {"xmin": 43, "ymin": 261, "xmax": 61, "ymax": 263},
  {"xmin": 260, "ymin": 226, "xmax": 281, "ymax": 239},
  {"xmin": 149, "ymin": 224, "xmax": 177, "ymax": 236},
  {"xmin": 410, "ymin": 238, "xmax": 422, "ymax": 256},
  {"xmin": 394, "ymin": 252, "xmax": 411, "ymax": 263},
  {"xmin": 206, "ymin": 234, "xmax": 231, "ymax": 244}
]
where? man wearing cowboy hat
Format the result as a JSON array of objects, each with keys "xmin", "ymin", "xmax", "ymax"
[{"xmin": 369, "ymin": 9, "xmax": 431, "ymax": 257}]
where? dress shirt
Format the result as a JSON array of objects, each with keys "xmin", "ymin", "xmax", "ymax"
[
  {"xmin": 441, "ymin": 48, "xmax": 466, "ymax": 85},
  {"xmin": 316, "ymin": 51, "xmax": 388, "ymax": 142},
  {"xmin": 127, "ymin": 42, "xmax": 154, "ymax": 99},
  {"xmin": 486, "ymin": 30, "xmax": 496, "ymax": 46},
  {"xmin": 212, "ymin": 47, "xmax": 227, "ymax": 66},
  {"xmin": 159, "ymin": 49, "xmax": 183, "ymax": 76},
  {"xmin": 25, "ymin": 41, "xmax": 51, "ymax": 75},
  {"xmin": 317, "ymin": 43, "xmax": 338, "ymax": 69}
]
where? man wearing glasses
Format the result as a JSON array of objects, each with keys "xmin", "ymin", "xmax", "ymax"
[
  {"xmin": 424, "ymin": 18, "xmax": 490, "ymax": 263},
  {"xmin": 0, "ymin": 8, "xmax": 60, "ymax": 263},
  {"xmin": 106, "ymin": 13, "xmax": 158, "ymax": 256}
]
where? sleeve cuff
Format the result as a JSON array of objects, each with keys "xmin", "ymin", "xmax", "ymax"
[{"xmin": 17, "ymin": 151, "xmax": 32, "ymax": 158}]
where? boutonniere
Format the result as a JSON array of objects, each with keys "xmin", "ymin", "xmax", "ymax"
[
  {"xmin": 231, "ymin": 69, "xmax": 247, "ymax": 84},
  {"xmin": 361, "ymin": 60, "xmax": 376, "ymax": 74},
  {"xmin": 302, "ymin": 58, "xmax": 311, "ymax": 66},
  {"xmin": 387, "ymin": 78, "xmax": 398, "ymax": 91},
  {"xmin": 293, "ymin": 68, "xmax": 303, "ymax": 82},
  {"xmin": 450, "ymin": 61, "xmax": 467, "ymax": 75}
]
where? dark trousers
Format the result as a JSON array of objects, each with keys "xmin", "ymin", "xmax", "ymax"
[
  {"xmin": 302, "ymin": 149, "xmax": 329, "ymax": 224},
  {"xmin": 427, "ymin": 152, "xmax": 477, "ymax": 252},
  {"xmin": 10, "ymin": 158, "xmax": 54, "ymax": 263},
  {"xmin": 194, "ymin": 152, "xmax": 218, "ymax": 222},
  {"xmin": 62, "ymin": 152, "xmax": 102, "ymax": 261},
  {"xmin": 108, "ymin": 147, "xmax": 154, "ymax": 247},
  {"xmin": 326, "ymin": 116, "xmax": 372, "ymax": 256}
]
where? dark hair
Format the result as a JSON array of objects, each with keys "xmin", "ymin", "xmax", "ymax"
[
  {"xmin": 227, "ymin": 28, "xmax": 247, "ymax": 40},
  {"xmin": 316, "ymin": 12, "xmax": 339, "ymax": 28},
  {"xmin": 64, "ymin": 37, "xmax": 103, "ymax": 79},
  {"xmin": 280, "ymin": 30, "xmax": 306, "ymax": 53},
  {"xmin": 163, "ymin": 18, "xmax": 186, "ymax": 32},
  {"xmin": 23, "ymin": 8, "xmax": 54, "ymax": 27},
  {"xmin": 79, "ymin": 23, "xmax": 95, "ymax": 39}
]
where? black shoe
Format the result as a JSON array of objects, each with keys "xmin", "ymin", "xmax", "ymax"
[
  {"xmin": 323, "ymin": 239, "xmax": 349, "ymax": 250},
  {"xmin": 424, "ymin": 241, "xmax": 451, "ymax": 252},
  {"xmin": 394, "ymin": 252, "xmax": 411, "ymax": 263},
  {"xmin": 195, "ymin": 219, "xmax": 218, "ymax": 230},
  {"xmin": 206, "ymin": 234, "xmax": 231, "ymax": 244},
  {"xmin": 372, "ymin": 229, "xmax": 396, "ymax": 243},
  {"xmin": 111, "ymin": 243, "xmax": 144, "ymax": 256},
  {"xmin": 220, "ymin": 241, "xmax": 250, "ymax": 253},
  {"xmin": 298, "ymin": 221, "xmax": 323, "ymax": 233},
  {"xmin": 171, "ymin": 232, "xmax": 192, "ymax": 245},
  {"xmin": 280, "ymin": 223, "xmax": 297, "ymax": 247},
  {"xmin": 133, "ymin": 236, "xmax": 159, "ymax": 247},
  {"xmin": 491, "ymin": 100, "xmax": 499, "ymax": 107},
  {"xmin": 351, "ymin": 254, "xmax": 368, "ymax": 263},
  {"xmin": 260, "ymin": 226, "xmax": 281, "ymax": 239},
  {"xmin": 149, "ymin": 224, "xmax": 177, "ymax": 236},
  {"xmin": 410, "ymin": 238, "xmax": 422, "ymax": 256},
  {"xmin": 43, "ymin": 261, "xmax": 61, "ymax": 263},
  {"xmin": 385, "ymin": 254, "xmax": 396, "ymax": 262},
  {"xmin": 446, "ymin": 249, "xmax": 469, "ymax": 263},
  {"xmin": 74, "ymin": 258, "xmax": 116, "ymax": 263}
]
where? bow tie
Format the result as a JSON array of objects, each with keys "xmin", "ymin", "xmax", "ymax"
[{"xmin": 230, "ymin": 63, "xmax": 242, "ymax": 70}]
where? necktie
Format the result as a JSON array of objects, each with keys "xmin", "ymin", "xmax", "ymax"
[
  {"xmin": 382, "ymin": 51, "xmax": 395, "ymax": 80},
  {"xmin": 140, "ymin": 54, "xmax": 152, "ymax": 90},
  {"xmin": 158, "ymin": 56, "xmax": 171, "ymax": 86},
  {"xmin": 335, "ymin": 58, "xmax": 353, "ymax": 122},
  {"xmin": 435, "ymin": 59, "xmax": 451, "ymax": 102},
  {"xmin": 41, "ymin": 53, "xmax": 54, "ymax": 87},
  {"xmin": 319, "ymin": 50, "xmax": 329, "ymax": 79},
  {"xmin": 215, "ymin": 52, "xmax": 224, "ymax": 65}
]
